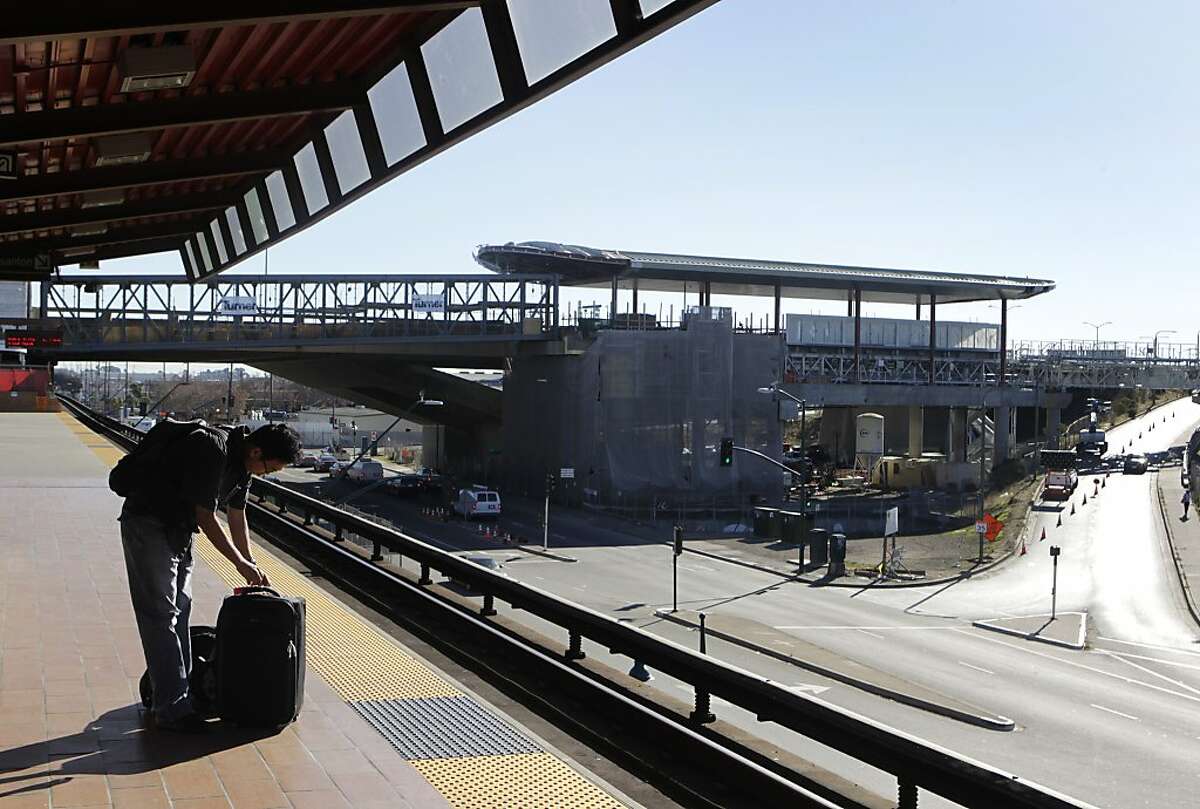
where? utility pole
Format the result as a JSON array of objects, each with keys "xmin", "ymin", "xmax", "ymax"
[
  {"xmin": 122, "ymin": 362, "xmax": 129, "ymax": 420},
  {"xmin": 227, "ymin": 362, "xmax": 234, "ymax": 421},
  {"xmin": 673, "ymin": 525, "xmax": 684, "ymax": 613},
  {"xmin": 1050, "ymin": 545, "xmax": 1061, "ymax": 620},
  {"xmin": 544, "ymin": 472, "xmax": 555, "ymax": 550}
]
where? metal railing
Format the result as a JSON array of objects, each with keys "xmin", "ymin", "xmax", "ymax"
[
  {"xmin": 58, "ymin": 392, "xmax": 1096, "ymax": 809},
  {"xmin": 31, "ymin": 274, "xmax": 560, "ymax": 349}
]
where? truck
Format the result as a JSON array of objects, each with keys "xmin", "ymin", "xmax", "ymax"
[
  {"xmin": 1041, "ymin": 449, "xmax": 1079, "ymax": 501},
  {"xmin": 453, "ymin": 485, "xmax": 502, "ymax": 520},
  {"xmin": 1076, "ymin": 428, "xmax": 1108, "ymax": 458}
]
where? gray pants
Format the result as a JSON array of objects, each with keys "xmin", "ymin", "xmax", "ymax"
[{"xmin": 120, "ymin": 514, "xmax": 195, "ymax": 722}]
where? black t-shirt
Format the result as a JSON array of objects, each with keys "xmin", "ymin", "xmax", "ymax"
[{"xmin": 122, "ymin": 425, "xmax": 252, "ymax": 532}]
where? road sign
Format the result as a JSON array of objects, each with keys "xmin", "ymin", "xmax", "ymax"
[
  {"xmin": 0, "ymin": 150, "xmax": 16, "ymax": 181},
  {"xmin": 884, "ymin": 506, "xmax": 899, "ymax": 537},
  {"xmin": 560, "ymin": 467, "xmax": 575, "ymax": 479},
  {"xmin": 975, "ymin": 521, "xmax": 987, "ymax": 535}
]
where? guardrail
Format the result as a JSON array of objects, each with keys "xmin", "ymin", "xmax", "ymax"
[{"xmin": 57, "ymin": 392, "xmax": 1096, "ymax": 809}]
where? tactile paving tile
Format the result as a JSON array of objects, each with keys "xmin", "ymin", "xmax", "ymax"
[
  {"xmin": 411, "ymin": 752, "xmax": 626, "ymax": 809},
  {"xmin": 351, "ymin": 697, "xmax": 542, "ymax": 760}
]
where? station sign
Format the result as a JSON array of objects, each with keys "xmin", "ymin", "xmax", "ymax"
[
  {"xmin": 413, "ymin": 293, "xmax": 445, "ymax": 314},
  {"xmin": 5, "ymin": 331, "xmax": 63, "ymax": 349},
  {"xmin": 217, "ymin": 295, "xmax": 258, "ymax": 315},
  {"xmin": 0, "ymin": 253, "xmax": 51, "ymax": 273}
]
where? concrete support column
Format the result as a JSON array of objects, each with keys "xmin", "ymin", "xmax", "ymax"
[
  {"xmin": 702, "ymin": 281, "xmax": 711, "ymax": 307},
  {"xmin": 610, "ymin": 276, "xmax": 618, "ymax": 324},
  {"xmin": 994, "ymin": 405, "xmax": 1012, "ymax": 461},
  {"xmin": 915, "ymin": 296, "xmax": 921, "ymax": 320},
  {"xmin": 774, "ymin": 283, "xmax": 782, "ymax": 334},
  {"xmin": 632, "ymin": 280, "xmax": 639, "ymax": 318},
  {"xmin": 947, "ymin": 407, "xmax": 967, "ymax": 462},
  {"xmin": 1046, "ymin": 407, "xmax": 1062, "ymax": 449},
  {"xmin": 908, "ymin": 406, "xmax": 924, "ymax": 458}
]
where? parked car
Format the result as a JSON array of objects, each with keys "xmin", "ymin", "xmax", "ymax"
[
  {"xmin": 453, "ymin": 485, "xmax": 502, "ymax": 520},
  {"xmin": 386, "ymin": 475, "xmax": 423, "ymax": 497},
  {"xmin": 344, "ymin": 460, "xmax": 384, "ymax": 483},
  {"xmin": 293, "ymin": 453, "xmax": 317, "ymax": 468},
  {"xmin": 313, "ymin": 453, "xmax": 338, "ymax": 472},
  {"xmin": 1123, "ymin": 454, "xmax": 1149, "ymax": 475},
  {"xmin": 448, "ymin": 554, "xmax": 506, "ymax": 589}
]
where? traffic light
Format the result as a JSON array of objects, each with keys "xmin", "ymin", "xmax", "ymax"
[
  {"xmin": 546, "ymin": 473, "xmax": 556, "ymax": 494},
  {"xmin": 673, "ymin": 524, "xmax": 684, "ymax": 556},
  {"xmin": 719, "ymin": 438, "xmax": 734, "ymax": 467}
]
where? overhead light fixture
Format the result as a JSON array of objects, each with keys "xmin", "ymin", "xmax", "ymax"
[
  {"xmin": 80, "ymin": 189, "xmax": 126, "ymax": 208},
  {"xmin": 94, "ymin": 133, "xmax": 154, "ymax": 167},
  {"xmin": 119, "ymin": 45, "xmax": 196, "ymax": 93},
  {"xmin": 60, "ymin": 246, "xmax": 96, "ymax": 258},
  {"xmin": 69, "ymin": 223, "xmax": 109, "ymax": 237}
]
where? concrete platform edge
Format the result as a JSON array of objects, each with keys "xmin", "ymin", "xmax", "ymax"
[{"xmin": 654, "ymin": 609, "xmax": 1015, "ymax": 732}]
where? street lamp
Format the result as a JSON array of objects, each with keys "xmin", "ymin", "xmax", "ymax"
[
  {"xmin": 334, "ymin": 393, "xmax": 443, "ymax": 505},
  {"xmin": 758, "ymin": 383, "xmax": 809, "ymax": 520},
  {"xmin": 1139, "ymin": 330, "xmax": 1176, "ymax": 357},
  {"xmin": 1083, "ymin": 321, "xmax": 1112, "ymax": 344}
]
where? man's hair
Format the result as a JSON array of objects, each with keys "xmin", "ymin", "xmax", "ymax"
[{"xmin": 247, "ymin": 423, "xmax": 302, "ymax": 464}]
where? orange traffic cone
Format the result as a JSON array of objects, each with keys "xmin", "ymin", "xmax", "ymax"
[
  {"xmin": 1070, "ymin": 502, "xmax": 1076, "ymax": 516},
  {"xmin": 1082, "ymin": 494, "xmax": 1087, "ymax": 506},
  {"xmin": 1057, "ymin": 514, "xmax": 1063, "ymax": 527},
  {"xmin": 1040, "ymin": 527, "xmax": 1047, "ymax": 542},
  {"xmin": 1102, "ymin": 477, "xmax": 1106, "ymax": 488}
]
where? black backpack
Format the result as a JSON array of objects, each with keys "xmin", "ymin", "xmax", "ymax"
[{"xmin": 108, "ymin": 419, "xmax": 213, "ymax": 498}]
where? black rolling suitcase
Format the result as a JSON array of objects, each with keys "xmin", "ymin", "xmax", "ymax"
[{"xmin": 215, "ymin": 586, "xmax": 306, "ymax": 728}]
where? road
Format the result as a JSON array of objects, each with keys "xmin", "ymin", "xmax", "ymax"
[{"xmin": 271, "ymin": 398, "xmax": 1200, "ymax": 808}]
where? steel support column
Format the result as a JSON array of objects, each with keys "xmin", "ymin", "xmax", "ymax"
[
  {"xmin": 928, "ymin": 294, "xmax": 937, "ymax": 384},
  {"xmin": 999, "ymin": 297, "xmax": 1008, "ymax": 386},
  {"xmin": 853, "ymin": 289, "xmax": 862, "ymax": 383},
  {"xmin": 610, "ymin": 276, "xmax": 618, "ymax": 324},
  {"xmin": 774, "ymin": 283, "xmax": 782, "ymax": 334}
]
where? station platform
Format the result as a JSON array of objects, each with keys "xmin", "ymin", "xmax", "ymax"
[{"xmin": 0, "ymin": 411, "xmax": 631, "ymax": 809}]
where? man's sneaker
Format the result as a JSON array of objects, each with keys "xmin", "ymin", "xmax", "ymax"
[{"xmin": 152, "ymin": 712, "xmax": 210, "ymax": 733}]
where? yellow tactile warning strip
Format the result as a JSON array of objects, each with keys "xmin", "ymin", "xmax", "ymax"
[
  {"xmin": 412, "ymin": 753, "xmax": 625, "ymax": 809},
  {"xmin": 194, "ymin": 540, "xmax": 461, "ymax": 701},
  {"xmin": 57, "ymin": 409, "xmax": 125, "ymax": 465},
  {"xmin": 62, "ymin": 408, "xmax": 629, "ymax": 809}
]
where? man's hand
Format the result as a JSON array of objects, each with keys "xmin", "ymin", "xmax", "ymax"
[{"xmin": 236, "ymin": 559, "xmax": 270, "ymax": 587}]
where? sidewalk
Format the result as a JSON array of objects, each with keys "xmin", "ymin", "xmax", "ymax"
[{"xmin": 1158, "ymin": 467, "xmax": 1200, "ymax": 627}]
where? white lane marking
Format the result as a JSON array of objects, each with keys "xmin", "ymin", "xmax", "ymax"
[
  {"xmin": 1101, "ymin": 651, "xmax": 1200, "ymax": 697},
  {"xmin": 1091, "ymin": 703, "xmax": 1139, "ymax": 721},
  {"xmin": 1097, "ymin": 651, "xmax": 1200, "ymax": 672},
  {"xmin": 1096, "ymin": 636, "xmax": 1200, "ymax": 658},
  {"xmin": 773, "ymin": 625, "xmax": 955, "ymax": 631},
  {"xmin": 958, "ymin": 661, "xmax": 995, "ymax": 675},
  {"xmin": 789, "ymin": 683, "xmax": 832, "ymax": 695},
  {"xmin": 534, "ymin": 576, "xmax": 545, "ymax": 580},
  {"xmin": 951, "ymin": 628, "xmax": 1200, "ymax": 706},
  {"xmin": 856, "ymin": 629, "xmax": 884, "ymax": 640},
  {"xmin": 682, "ymin": 565, "xmax": 717, "ymax": 573}
]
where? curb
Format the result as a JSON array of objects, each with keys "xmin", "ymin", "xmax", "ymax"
[
  {"xmin": 678, "ymin": 541, "xmax": 1014, "ymax": 589},
  {"xmin": 1156, "ymin": 478, "xmax": 1200, "ymax": 631},
  {"xmin": 514, "ymin": 545, "xmax": 578, "ymax": 563},
  {"xmin": 655, "ymin": 609, "xmax": 1014, "ymax": 731},
  {"xmin": 971, "ymin": 613, "xmax": 1087, "ymax": 650}
]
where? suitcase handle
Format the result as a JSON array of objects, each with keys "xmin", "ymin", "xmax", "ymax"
[{"xmin": 233, "ymin": 586, "xmax": 281, "ymax": 597}]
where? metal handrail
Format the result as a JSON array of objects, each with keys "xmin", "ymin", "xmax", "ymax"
[{"xmin": 57, "ymin": 392, "xmax": 1096, "ymax": 809}]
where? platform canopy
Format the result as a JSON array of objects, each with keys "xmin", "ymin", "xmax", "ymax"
[
  {"xmin": 474, "ymin": 241, "xmax": 1056, "ymax": 305},
  {"xmin": 0, "ymin": 1, "xmax": 717, "ymax": 282}
]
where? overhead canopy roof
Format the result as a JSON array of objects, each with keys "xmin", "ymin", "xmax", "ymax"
[
  {"xmin": 0, "ymin": 1, "xmax": 717, "ymax": 282},
  {"xmin": 474, "ymin": 241, "xmax": 1056, "ymax": 305}
]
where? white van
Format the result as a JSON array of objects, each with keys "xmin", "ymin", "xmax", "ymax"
[
  {"xmin": 344, "ymin": 460, "xmax": 384, "ymax": 483},
  {"xmin": 454, "ymin": 485, "xmax": 502, "ymax": 520}
]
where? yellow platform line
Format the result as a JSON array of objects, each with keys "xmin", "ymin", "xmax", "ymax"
[
  {"xmin": 58, "ymin": 411, "xmax": 128, "ymax": 467},
  {"xmin": 412, "ymin": 753, "xmax": 625, "ymax": 809}
]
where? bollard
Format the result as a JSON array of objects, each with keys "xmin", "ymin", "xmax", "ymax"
[
  {"xmin": 480, "ymin": 594, "xmax": 496, "ymax": 617},
  {"xmin": 565, "ymin": 631, "xmax": 586, "ymax": 661},
  {"xmin": 690, "ymin": 687, "xmax": 716, "ymax": 724},
  {"xmin": 370, "ymin": 541, "xmax": 384, "ymax": 562},
  {"xmin": 418, "ymin": 563, "xmax": 432, "ymax": 585},
  {"xmin": 333, "ymin": 524, "xmax": 343, "ymax": 543},
  {"xmin": 303, "ymin": 510, "xmax": 313, "ymax": 526},
  {"xmin": 628, "ymin": 660, "xmax": 653, "ymax": 682}
]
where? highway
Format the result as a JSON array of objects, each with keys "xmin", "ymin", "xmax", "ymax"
[{"xmin": 273, "ymin": 398, "xmax": 1200, "ymax": 808}]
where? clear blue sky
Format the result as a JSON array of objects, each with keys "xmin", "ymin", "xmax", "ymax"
[{"xmin": 89, "ymin": 0, "xmax": 1200, "ymax": 350}]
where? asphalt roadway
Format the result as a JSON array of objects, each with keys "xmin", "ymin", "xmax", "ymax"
[{"xmin": 273, "ymin": 399, "xmax": 1200, "ymax": 808}]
